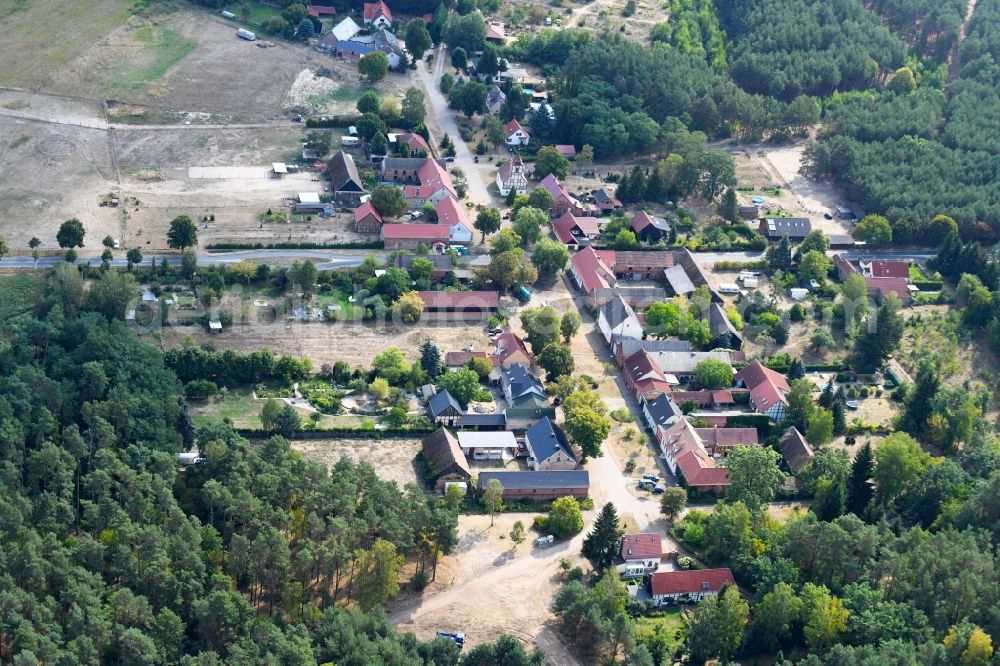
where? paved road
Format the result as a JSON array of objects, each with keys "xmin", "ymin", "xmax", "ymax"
[
  {"xmin": 3, "ymin": 250, "xmax": 367, "ymax": 270},
  {"xmin": 690, "ymin": 248, "xmax": 938, "ymax": 268},
  {"xmin": 414, "ymin": 47, "xmax": 493, "ymax": 205}
]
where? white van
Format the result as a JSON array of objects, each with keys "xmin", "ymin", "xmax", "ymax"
[
  {"xmin": 236, "ymin": 28, "xmax": 256, "ymax": 41},
  {"xmin": 719, "ymin": 283, "xmax": 740, "ymax": 294},
  {"xmin": 535, "ymin": 535, "xmax": 555, "ymax": 547},
  {"xmin": 341, "ymin": 136, "xmax": 359, "ymax": 146}
]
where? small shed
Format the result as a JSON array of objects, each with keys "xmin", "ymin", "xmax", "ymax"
[
  {"xmin": 209, "ymin": 320, "xmax": 222, "ymax": 333},
  {"xmin": 272, "ymin": 162, "xmax": 288, "ymax": 177}
]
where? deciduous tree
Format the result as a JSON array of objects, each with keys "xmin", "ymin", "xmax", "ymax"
[
  {"xmin": 359, "ymin": 51, "xmax": 389, "ymax": 82},
  {"xmin": 725, "ymin": 445, "xmax": 784, "ymax": 513}
]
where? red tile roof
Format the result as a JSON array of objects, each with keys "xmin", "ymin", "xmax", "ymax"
[
  {"xmin": 417, "ymin": 159, "xmax": 455, "ymax": 193},
  {"xmin": 418, "ymin": 291, "xmax": 500, "ymax": 309},
  {"xmin": 694, "ymin": 427, "xmax": 759, "ymax": 448},
  {"xmin": 399, "ymin": 132, "xmax": 430, "ymax": 154},
  {"xmin": 494, "ymin": 330, "xmax": 532, "ymax": 363},
  {"xmin": 308, "ymin": 5, "xmax": 337, "ymax": 16},
  {"xmin": 505, "ymin": 119, "xmax": 527, "ymax": 137},
  {"xmin": 650, "ymin": 568, "xmax": 736, "ymax": 596},
  {"xmin": 867, "ymin": 260, "xmax": 909, "ymax": 279},
  {"xmin": 552, "ymin": 212, "xmax": 600, "ymax": 244},
  {"xmin": 486, "ymin": 23, "xmax": 506, "ymax": 40},
  {"xmin": 354, "ymin": 201, "xmax": 382, "ymax": 224},
  {"xmin": 382, "ymin": 224, "xmax": 451, "ymax": 240},
  {"xmin": 620, "ymin": 533, "xmax": 662, "ymax": 561},
  {"xmin": 570, "ymin": 246, "xmax": 616, "ymax": 293},
  {"xmin": 435, "ymin": 196, "xmax": 468, "ymax": 229},
  {"xmin": 554, "ymin": 144, "xmax": 576, "ymax": 156},
  {"xmin": 866, "ymin": 277, "xmax": 912, "ymax": 303},
  {"xmin": 363, "ymin": 0, "xmax": 393, "ymax": 22},
  {"xmin": 540, "ymin": 173, "xmax": 571, "ymax": 202},
  {"xmin": 734, "ymin": 360, "xmax": 789, "ymax": 413}
]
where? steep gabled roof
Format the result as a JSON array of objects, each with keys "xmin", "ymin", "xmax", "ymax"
[
  {"xmin": 642, "ymin": 393, "xmax": 682, "ymax": 428},
  {"xmin": 354, "ymin": 201, "xmax": 382, "ymax": 224},
  {"xmin": 421, "ymin": 428, "xmax": 471, "ymax": 478},
  {"xmin": 428, "ymin": 389, "xmax": 462, "ymax": 416},
  {"xmin": 363, "ymin": 0, "xmax": 393, "ymax": 22},
  {"xmin": 417, "ymin": 159, "xmax": 455, "ymax": 193},
  {"xmin": 525, "ymin": 417, "xmax": 575, "ymax": 464},
  {"xmin": 734, "ymin": 360, "xmax": 790, "ymax": 412},
  {"xmin": 708, "ymin": 303, "xmax": 742, "ymax": 348},
  {"xmin": 502, "ymin": 363, "xmax": 545, "ymax": 400},
  {"xmin": 600, "ymin": 295, "xmax": 639, "ymax": 331},
  {"xmin": 552, "ymin": 212, "xmax": 599, "ymax": 244},
  {"xmin": 540, "ymin": 173, "xmax": 570, "ymax": 201},
  {"xmin": 570, "ymin": 245, "xmax": 616, "ymax": 293},
  {"xmin": 631, "ymin": 211, "xmax": 670, "ymax": 234},
  {"xmin": 435, "ymin": 196, "xmax": 468, "ymax": 229},
  {"xmin": 497, "ymin": 154, "xmax": 523, "ymax": 183},
  {"xmin": 495, "ymin": 330, "xmax": 532, "ymax": 363},
  {"xmin": 780, "ymin": 426, "xmax": 814, "ymax": 474},
  {"xmin": 328, "ymin": 151, "xmax": 363, "ymax": 192},
  {"xmin": 504, "ymin": 119, "xmax": 528, "ymax": 137}
]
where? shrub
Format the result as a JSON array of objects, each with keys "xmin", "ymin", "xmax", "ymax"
[
  {"xmin": 410, "ymin": 570, "xmax": 430, "ymax": 590},
  {"xmin": 610, "ymin": 407, "xmax": 634, "ymax": 423},
  {"xmin": 533, "ymin": 515, "xmax": 548, "ymax": 531},
  {"xmin": 184, "ymin": 379, "xmax": 218, "ymax": 399}
]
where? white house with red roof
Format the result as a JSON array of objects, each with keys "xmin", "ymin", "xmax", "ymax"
[
  {"xmin": 363, "ymin": 0, "xmax": 393, "ymax": 28},
  {"xmin": 496, "ymin": 155, "xmax": 528, "ymax": 196},
  {"xmin": 353, "ymin": 201, "xmax": 383, "ymax": 234},
  {"xmin": 434, "ymin": 197, "xmax": 473, "ymax": 245},
  {"xmin": 493, "ymin": 330, "xmax": 533, "ymax": 369},
  {"xmin": 615, "ymin": 533, "xmax": 663, "ymax": 578},
  {"xmin": 734, "ymin": 360, "xmax": 790, "ymax": 421},
  {"xmin": 648, "ymin": 568, "xmax": 736, "ymax": 605},
  {"xmin": 504, "ymin": 119, "xmax": 530, "ymax": 146},
  {"xmin": 569, "ymin": 246, "xmax": 617, "ymax": 307},
  {"xmin": 401, "ymin": 159, "xmax": 458, "ymax": 206}
]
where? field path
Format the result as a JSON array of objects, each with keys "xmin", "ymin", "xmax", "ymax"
[{"xmin": 947, "ymin": 0, "xmax": 979, "ymax": 88}]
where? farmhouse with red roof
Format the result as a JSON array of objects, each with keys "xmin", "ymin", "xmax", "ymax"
[
  {"xmin": 363, "ymin": 0, "xmax": 393, "ymax": 28},
  {"xmin": 734, "ymin": 360, "xmax": 790, "ymax": 421},
  {"xmin": 504, "ymin": 119, "xmax": 530, "ymax": 146},
  {"xmin": 615, "ymin": 533, "xmax": 663, "ymax": 578},
  {"xmin": 648, "ymin": 568, "xmax": 736, "ymax": 605}
]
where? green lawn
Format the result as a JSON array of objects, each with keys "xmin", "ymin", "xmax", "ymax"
[
  {"xmin": 244, "ymin": 2, "xmax": 284, "ymax": 26},
  {"xmin": 315, "ymin": 289, "xmax": 355, "ymax": 318}
]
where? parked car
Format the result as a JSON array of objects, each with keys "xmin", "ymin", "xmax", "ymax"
[
  {"xmin": 436, "ymin": 632, "xmax": 466, "ymax": 648},
  {"xmin": 642, "ymin": 474, "xmax": 660, "ymax": 483},
  {"xmin": 638, "ymin": 480, "xmax": 655, "ymax": 491},
  {"xmin": 553, "ymin": 396, "xmax": 563, "ymax": 406},
  {"xmin": 652, "ymin": 486, "xmax": 666, "ymax": 494},
  {"xmin": 410, "ymin": 211, "xmax": 423, "ymax": 220},
  {"xmin": 446, "ymin": 156, "xmax": 455, "ymax": 163},
  {"xmin": 535, "ymin": 535, "xmax": 555, "ymax": 547},
  {"xmin": 486, "ymin": 327, "xmax": 503, "ymax": 335}
]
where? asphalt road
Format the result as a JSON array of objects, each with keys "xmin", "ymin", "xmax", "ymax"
[{"xmin": 3, "ymin": 250, "xmax": 367, "ymax": 270}]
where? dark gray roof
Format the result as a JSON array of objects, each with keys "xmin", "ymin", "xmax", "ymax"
[
  {"xmin": 429, "ymin": 389, "xmax": 462, "ymax": 416},
  {"xmin": 600, "ymin": 295, "xmax": 638, "ymax": 331},
  {"xmin": 676, "ymin": 248, "xmax": 711, "ymax": 289},
  {"xmin": 643, "ymin": 393, "xmax": 682, "ymax": 427},
  {"xmin": 525, "ymin": 417, "xmax": 575, "ymax": 464},
  {"xmin": 461, "ymin": 412, "xmax": 507, "ymax": 427},
  {"xmin": 502, "ymin": 363, "xmax": 545, "ymax": 401},
  {"xmin": 780, "ymin": 427, "xmax": 814, "ymax": 474},
  {"xmin": 382, "ymin": 157, "xmax": 427, "ymax": 172},
  {"xmin": 328, "ymin": 151, "xmax": 363, "ymax": 192},
  {"xmin": 709, "ymin": 303, "xmax": 743, "ymax": 349},
  {"xmin": 421, "ymin": 428, "xmax": 471, "ymax": 478},
  {"xmin": 763, "ymin": 217, "xmax": 812, "ymax": 238},
  {"xmin": 615, "ymin": 339, "xmax": 692, "ymax": 357},
  {"xmin": 478, "ymin": 470, "xmax": 590, "ymax": 490}
]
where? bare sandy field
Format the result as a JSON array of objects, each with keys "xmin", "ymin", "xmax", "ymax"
[
  {"xmin": 292, "ymin": 437, "xmax": 422, "ymax": 488},
  {"xmin": 0, "ymin": 116, "xmax": 120, "ymax": 252},
  {"xmin": 154, "ymin": 319, "xmax": 493, "ymax": 368},
  {"xmin": 390, "ymin": 513, "xmax": 588, "ymax": 665}
]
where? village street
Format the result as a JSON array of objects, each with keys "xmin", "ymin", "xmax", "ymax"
[{"xmin": 413, "ymin": 46, "xmax": 494, "ymax": 205}]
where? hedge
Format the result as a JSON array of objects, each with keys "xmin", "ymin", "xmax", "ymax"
[
  {"xmin": 206, "ymin": 240, "xmax": 384, "ymax": 250},
  {"xmin": 912, "ymin": 281, "xmax": 944, "ymax": 291},
  {"xmin": 725, "ymin": 413, "xmax": 772, "ymax": 436},
  {"xmin": 803, "ymin": 362, "xmax": 847, "ymax": 372},
  {"xmin": 305, "ymin": 115, "xmax": 364, "ymax": 128}
]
